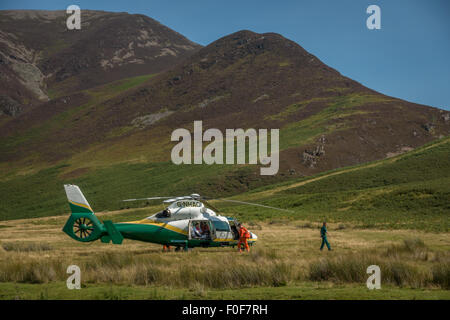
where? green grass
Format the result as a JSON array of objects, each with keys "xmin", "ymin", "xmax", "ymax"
[
  {"xmin": 278, "ymin": 93, "xmax": 389, "ymax": 150},
  {"xmin": 88, "ymin": 74, "xmax": 156, "ymax": 99},
  {"xmin": 217, "ymin": 137, "xmax": 450, "ymax": 231},
  {"xmin": 0, "ymin": 161, "xmax": 262, "ymax": 220},
  {"xmin": 0, "ymin": 281, "xmax": 448, "ymax": 300},
  {"xmin": 266, "ymin": 97, "xmax": 331, "ymax": 121}
]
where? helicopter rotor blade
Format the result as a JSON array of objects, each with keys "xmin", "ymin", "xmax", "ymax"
[
  {"xmin": 201, "ymin": 199, "xmax": 222, "ymax": 214},
  {"xmin": 121, "ymin": 193, "xmax": 292, "ymax": 213},
  {"xmin": 211, "ymin": 198, "xmax": 293, "ymax": 213},
  {"xmin": 122, "ymin": 196, "xmax": 175, "ymax": 202}
]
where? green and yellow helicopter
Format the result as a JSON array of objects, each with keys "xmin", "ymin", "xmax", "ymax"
[{"xmin": 62, "ymin": 184, "xmax": 290, "ymax": 251}]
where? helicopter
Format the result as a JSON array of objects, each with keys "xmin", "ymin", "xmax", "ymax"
[{"xmin": 62, "ymin": 184, "xmax": 291, "ymax": 251}]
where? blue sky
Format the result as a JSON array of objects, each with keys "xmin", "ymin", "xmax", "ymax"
[{"xmin": 1, "ymin": 0, "xmax": 449, "ymax": 110}]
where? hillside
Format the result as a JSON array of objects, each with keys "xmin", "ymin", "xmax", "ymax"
[
  {"xmin": 0, "ymin": 11, "xmax": 449, "ymax": 221},
  {"xmin": 0, "ymin": 10, "xmax": 201, "ymax": 115},
  {"xmin": 220, "ymin": 137, "xmax": 450, "ymax": 232},
  {"xmin": 1, "ymin": 28, "xmax": 449, "ymax": 169}
]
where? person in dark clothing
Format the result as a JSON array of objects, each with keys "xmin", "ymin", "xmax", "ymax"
[{"xmin": 320, "ymin": 222, "xmax": 332, "ymax": 251}]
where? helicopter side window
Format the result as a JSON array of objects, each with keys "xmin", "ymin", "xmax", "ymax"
[
  {"xmin": 200, "ymin": 221, "xmax": 210, "ymax": 238},
  {"xmin": 155, "ymin": 209, "xmax": 170, "ymax": 218},
  {"xmin": 190, "ymin": 221, "xmax": 211, "ymax": 240},
  {"xmin": 211, "ymin": 220, "xmax": 230, "ymax": 232}
]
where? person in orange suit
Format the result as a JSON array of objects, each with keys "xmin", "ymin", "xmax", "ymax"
[
  {"xmin": 237, "ymin": 223, "xmax": 251, "ymax": 253},
  {"xmin": 162, "ymin": 244, "xmax": 171, "ymax": 252}
]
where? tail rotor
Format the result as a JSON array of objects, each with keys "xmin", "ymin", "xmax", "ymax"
[
  {"xmin": 62, "ymin": 184, "xmax": 103, "ymax": 242},
  {"xmin": 73, "ymin": 217, "xmax": 95, "ymax": 240}
]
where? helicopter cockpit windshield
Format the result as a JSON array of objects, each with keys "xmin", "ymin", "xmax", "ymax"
[{"xmin": 155, "ymin": 209, "xmax": 170, "ymax": 218}]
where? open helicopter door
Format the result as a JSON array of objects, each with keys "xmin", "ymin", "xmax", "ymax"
[
  {"xmin": 209, "ymin": 216, "xmax": 234, "ymax": 241},
  {"xmin": 188, "ymin": 219, "xmax": 212, "ymax": 241},
  {"xmin": 228, "ymin": 219, "xmax": 240, "ymax": 240}
]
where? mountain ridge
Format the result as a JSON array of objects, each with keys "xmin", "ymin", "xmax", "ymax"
[{"xmin": 0, "ymin": 9, "xmax": 201, "ymax": 115}]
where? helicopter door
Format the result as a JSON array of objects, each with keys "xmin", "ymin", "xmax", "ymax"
[
  {"xmin": 210, "ymin": 217, "xmax": 234, "ymax": 240},
  {"xmin": 228, "ymin": 220, "xmax": 240, "ymax": 240},
  {"xmin": 189, "ymin": 220, "xmax": 212, "ymax": 240}
]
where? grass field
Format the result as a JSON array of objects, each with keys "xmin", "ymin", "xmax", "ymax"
[{"xmin": 0, "ymin": 210, "xmax": 449, "ymax": 300}]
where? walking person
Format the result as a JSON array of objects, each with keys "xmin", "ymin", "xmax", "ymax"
[
  {"xmin": 320, "ymin": 222, "xmax": 332, "ymax": 251},
  {"xmin": 237, "ymin": 223, "xmax": 251, "ymax": 253}
]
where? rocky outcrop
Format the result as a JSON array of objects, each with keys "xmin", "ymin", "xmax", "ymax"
[
  {"xmin": 197, "ymin": 95, "xmax": 227, "ymax": 108},
  {"xmin": 422, "ymin": 123, "xmax": 435, "ymax": 133},
  {"xmin": 302, "ymin": 135, "xmax": 326, "ymax": 168},
  {"xmin": 131, "ymin": 110, "xmax": 174, "ymax": 129},
  {"xmin": 0, "ymin": 10, "xmax": 202, "ymax": 112},
  {"xmin": 0, "ymin": 96, "xmax": 22, "ymax": 117},
  {"xmin": 441, "ymin": 112, "xmax": 450, "ymax": 122},
  {"xmin": 0, "ymin": 29, "xmax": 49, "ymax": 106},
  {"xmin": 253, "ymin": 94, "xmax": 269, "ymax": 103}
]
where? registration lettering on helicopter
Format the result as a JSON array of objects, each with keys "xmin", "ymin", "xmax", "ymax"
[{"xmin": 176, "ymin": 200, "xmax": 202, "ymax": 208}]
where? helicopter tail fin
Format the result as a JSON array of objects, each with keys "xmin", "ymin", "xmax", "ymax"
[
  {"xmin": 64, "ymin": 184, "xmax": 94, "ymax": 214},
  {"xmin": 62, "ymin": 184, "xmax": 123, "ymax": 244},
  {"xmin": 62, "ymin": 184, "xmax": 105, "ymax": 243}
]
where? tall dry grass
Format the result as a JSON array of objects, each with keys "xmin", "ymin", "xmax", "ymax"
[
  {"xmin": 0, "ymin": 238, "xmax": 448, "ymax": 289},
  {"xmin": 308, "ymin": 238, "xmax": 449, "ymax": 288},
  {"xmin": 2, "ymin": 242, "xmax": 52, "ymax": 252},
  {"xmin": 0, "ymin": 257, "xmax": 65, "ymax": 283}
]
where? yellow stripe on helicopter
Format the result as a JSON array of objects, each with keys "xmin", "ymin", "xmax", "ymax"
[{"xmin": 68, "ymin": 200, "xmax": 93, "ymax": 212}]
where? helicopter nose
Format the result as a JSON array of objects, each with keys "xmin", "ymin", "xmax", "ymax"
[{"xmin": 250, "ymin": 232, "xmax": 258, "ymax": 239}]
